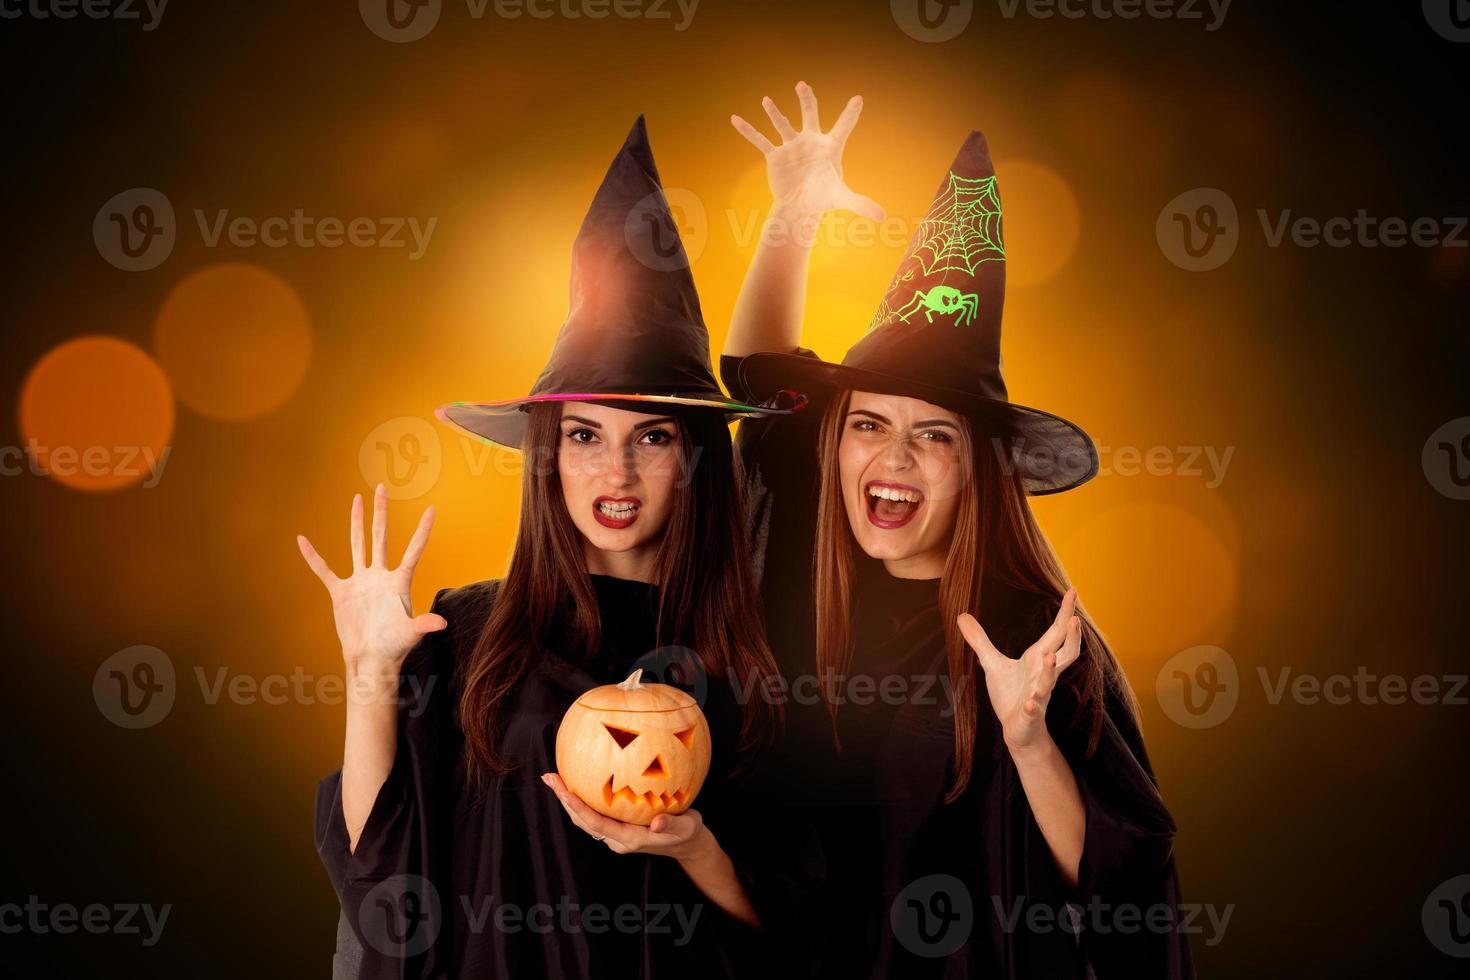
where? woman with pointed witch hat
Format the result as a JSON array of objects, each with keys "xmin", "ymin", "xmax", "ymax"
[
  {"xmin": 300, "ymin": 117, "xmax": 802, "ymax": 979},
  {"xmin": 724, "ymin": 84, "xmax": 1193, "ymax": 979}
]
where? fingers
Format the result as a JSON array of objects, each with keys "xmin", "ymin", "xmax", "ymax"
[
  {"xmin": 349, "ymin": 493, "xmax": 365, "ymax": 571},
  {"xmin": 828, "ymin": 94, "xmax": 864, "ymax": 145},
  {"xmin": 542, "ymin": 774, "xmax": 633, "ymax": 850},
  {"xmin": 371, "ymin": 483, "xmax": 388, "ymax": 567},
  {"xmin": 957, "ymin": 613, "xmax": 1003, "ymax": 672},
  {"xmin": 840, "ymin": 188, "xmax": 886, "ymax": 222},
  {"xmin": 412, "ymin": 612, "xmax": 448, "ymax": 635},
  {"xmin": 1056, "ymin": 616, "xmax": 1083, "ymax": 673},
  {"xmin": 761, "ymin": 96, "xmax": 798, "ymax": 141},
  {"xmin": 296, "ymin": 535, "xmax": 339, "ymax": 590},
  {"xmin": 730, "ymin": 114, "xmax": 775, "ymax": 154},
  {"xmin": 795, "ymin": 80, "xmax": 820, "ymax": 131},
  {"xmin": 1029, "ymin": 588, "xmax": 1078, "ymax": 657},
  {"xmin": 400, "ymin": 505, "xmax": 435, "ymax": 574}
]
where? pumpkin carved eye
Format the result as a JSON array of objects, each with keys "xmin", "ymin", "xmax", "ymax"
[
  {"xmin": 674, "ymin": 726, "xmax": 696, "ymax": 749},
  {"xmin": 603, "ymin": 723, "xmax": 638, "ymax": 748}
]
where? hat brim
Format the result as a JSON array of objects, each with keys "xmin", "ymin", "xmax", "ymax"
[
  {"xmin": 437, "ymin": 391, "xmax": 799, "ymax": 450},
  {"xmin": 739, "ymin": 352, "xmax": 1098, "ymax": 496}
]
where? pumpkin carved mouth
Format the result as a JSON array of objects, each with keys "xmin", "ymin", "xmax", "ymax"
[{"xmin": 603, "ymin": 776, "xmax": 690, "ymax": 812}]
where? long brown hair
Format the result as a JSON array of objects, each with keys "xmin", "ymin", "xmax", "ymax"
[
  {"xmin": 459, "ymin": 402, "xmax": 782, "ymax": 790},
  {"xmin": 813, "ymin": 389, "xmax": 1138, "ymax": 801}
]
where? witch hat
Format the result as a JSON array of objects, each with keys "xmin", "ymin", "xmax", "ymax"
[
  {"xmin": 437, "ymin": 116, "xmax": 794, "ymax": 449},
  {"xmin": 738, "ymin": 132, "xmax": 1097, "ymax": 495}
]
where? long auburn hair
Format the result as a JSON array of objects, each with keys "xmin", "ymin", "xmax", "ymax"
[
  {"xmin": 813, "ymin": 389, "xmax": 1139, "ymax": 802},
  {"xmin": 458, "ymin": 402, "xmax": 782, "ymax": 791}
]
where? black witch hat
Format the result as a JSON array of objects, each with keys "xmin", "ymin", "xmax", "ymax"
[
  {"xmin": 738, "ymin": 132, "xmax": 1097, "ymax": 495},
  {"xmin": 438, "ymin": 116, "xmax": 794, "ymax": 449}
]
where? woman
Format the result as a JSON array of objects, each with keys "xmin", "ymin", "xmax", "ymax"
[
  {"xmin": 723, "ymin": 84, "xmax": 1192, "ymax": 978},
  {"xmin": 302, "ymin": 117, "xmax": 794, "ymax": 979}
]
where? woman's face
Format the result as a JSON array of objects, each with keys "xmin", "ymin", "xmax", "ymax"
[
  {"xmin": 837, "ymin": 390, "xmax": 970, "ymax": 579},
  {"xmin": 556, "ymin": 402, "xmax": 686, "ymax": 577}
]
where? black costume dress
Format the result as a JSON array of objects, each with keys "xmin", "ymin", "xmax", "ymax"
[
  {"xmin": 723, "ymin": 352, "xmax": 1194, "ymax": 979},
  {"xmin": 315, "ymin": 575, "xmax": 796, "ymax": 980}
]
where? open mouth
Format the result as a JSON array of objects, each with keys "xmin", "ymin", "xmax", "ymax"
[
  {"xmin": 604, "ymin": 776, "xmax": 690, "ymax": 812},
  {"xmin": 864, "ymin": 480, "xmax": 924, "ymax": 530},
  {"xmin": 593, "ymin": 496, "xmax": 640, "ymax": 530}
]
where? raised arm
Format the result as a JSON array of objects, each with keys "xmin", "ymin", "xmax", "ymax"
[
  {"xmin": 298, "ymin": 484, "xmax": 446, "ymax": 851},
  {"xmin": 725, "ymin": 82, "xmax": 884, "ymax": 359}
]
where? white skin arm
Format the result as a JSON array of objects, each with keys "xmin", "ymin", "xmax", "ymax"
[
  {"xmin": 725, "ymin": 82, "xmax": 884, "ymax": 359},
  {"xmin": 542, "ymin": 773, "xmax": 760, "ymax": 928},
  {"xmin": 297, "ymin": 484, "xmax": 446, "ymax": 852},
  {"xmin": 958, "ymin": 589, "xmax": 1088, "ymax": 888}
]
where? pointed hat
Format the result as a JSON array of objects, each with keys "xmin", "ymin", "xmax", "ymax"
[
  {"xmin": 438, "ymin": 116, "xmax": 795, "ymax": 449},
  {"xmin": 738, "ymin": 132, "xmax": 1097, "ymax": 494}
]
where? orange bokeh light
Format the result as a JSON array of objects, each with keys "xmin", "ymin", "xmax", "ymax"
[
  {"xmin": 154, "ymin": 262, "xmax": 313, "ymax": 421},
  {"xmin": 18, "ymin": 336, "xmax": 175, "ymax": 493}
]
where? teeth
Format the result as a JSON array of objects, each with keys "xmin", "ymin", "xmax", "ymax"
[
  {"xmin": 598, "ymin": 501, "xmax": 639, "ymax": 516},
  {"xmin": 868, "ymin": 485, "xmax": 921, "ymax": 503}
]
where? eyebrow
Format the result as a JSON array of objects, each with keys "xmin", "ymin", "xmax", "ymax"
[
  {"xmin": 561, "ymin": 415, "xmax": 678, "ymax": 431},
  {"xmin": 846, "ymin": 409, "xmax": 959, "ymax": 430}
]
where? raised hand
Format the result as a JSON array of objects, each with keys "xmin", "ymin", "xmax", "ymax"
[
  {"xmin": 730, "ymin": 81, "xmax": 885, "ymax": 221},
  {"xmin": 297, "ymin": 483, "xmax": 446, "ymax": 677},
  {"xmin": 958, "ymin": 589, "xmax": 1083, "ymax": 751}
]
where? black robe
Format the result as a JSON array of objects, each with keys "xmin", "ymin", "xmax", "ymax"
[
  {"xmin": 314, "ymin": 575, "xmax": 804, "ymax": 979},
  {"xmin": 723, "ymin": 352, "xmax": 1194, "ymax": 979}
]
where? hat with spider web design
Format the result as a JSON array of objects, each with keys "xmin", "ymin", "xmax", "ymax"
[
  {"xmin": 437, "ymin": 116, "xmax": 802, "ymax": 450},
  {"xmin": 738, "ymin": 131, "xmax": 1098, "ymax": 495}
]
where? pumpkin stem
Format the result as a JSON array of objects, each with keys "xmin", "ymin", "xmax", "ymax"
[{"xmin": 617, "ymin": 669, "xmax": 644, "ymax": 691}]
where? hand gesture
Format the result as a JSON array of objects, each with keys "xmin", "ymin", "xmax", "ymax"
[
  {"xmin": 958, "ymin": 589, "xmax": 1083, "ymax": 752},
  {"xmin": 730, "ymin": 81, "xmax": 885, "ymax": 221},
  {"xmin": 297, "ymin": 483, "xmax": 445, "ymax": 677}
]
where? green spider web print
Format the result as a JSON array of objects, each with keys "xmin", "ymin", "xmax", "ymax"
[{"xmin": 870, "ymin": 172, "xmax": 1005, "ymax": 331}]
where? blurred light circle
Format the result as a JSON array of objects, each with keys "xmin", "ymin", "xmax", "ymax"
[
  {"xmin": 18, "ymin": 336, "xmax": 175, "ymax": 492},
  {"xmin": 996, "ymin": 160, "xmax": 1082, "ymax": 288},
  {"xmin": 1064, "ymin": 500, "xmax": 1238, "ymax": 656},
  {"xmin": 154, "ymin": 263, "xmax": 312, "ymax": 421}
]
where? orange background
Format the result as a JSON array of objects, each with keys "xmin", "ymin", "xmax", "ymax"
[{"xmin": 3, "ymin": 2, "xmax": 1467, "ymax": 975}]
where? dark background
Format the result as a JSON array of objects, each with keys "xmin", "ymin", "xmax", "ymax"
[{"xmin": 2, "ymin": 0, "xmax": 1467, "ymax": 976}]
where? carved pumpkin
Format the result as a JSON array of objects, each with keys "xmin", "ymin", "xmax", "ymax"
[{"xmin": 555, "ymin": 669, "xmax": 712, "ymax": 826}]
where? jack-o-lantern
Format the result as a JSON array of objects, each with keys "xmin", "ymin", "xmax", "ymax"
[{"xmin": 555, "ymin": 669, "xmax": 712, "ymax": 826}]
